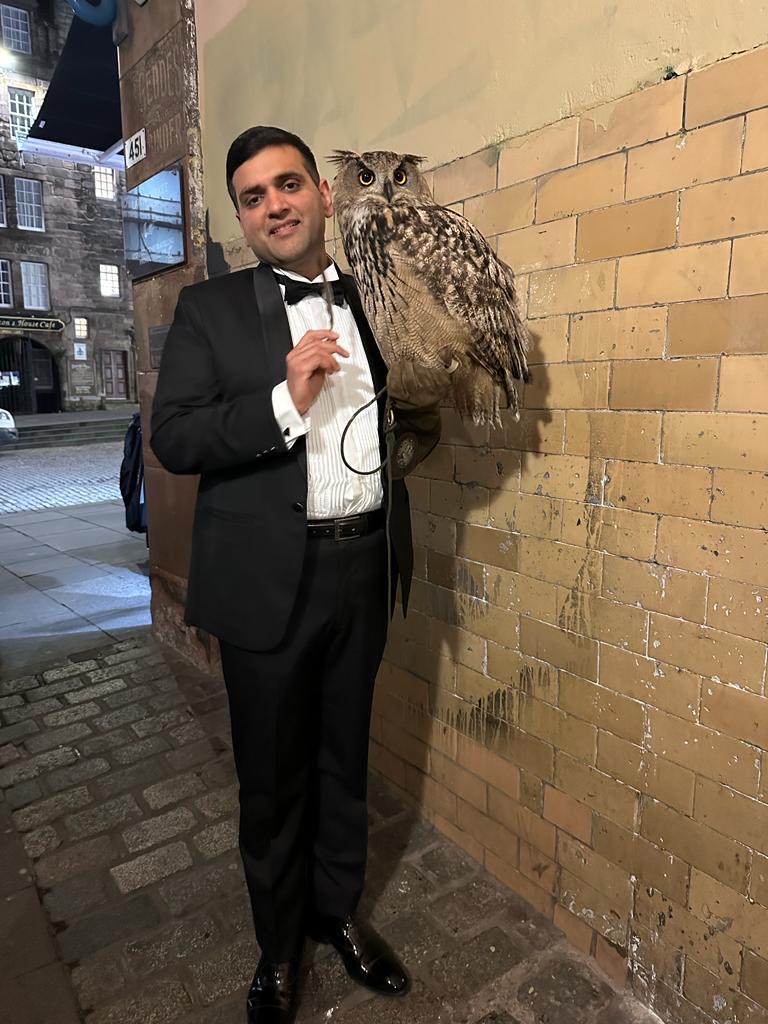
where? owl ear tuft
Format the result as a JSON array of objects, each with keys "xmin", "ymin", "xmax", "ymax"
[
  {"xmin": 401, "ymin": 153, "xmax": 426, "ymax": 166},
  {"xmin": 327, "ymin": 149, "xmax": 361, "ymax": 165}
]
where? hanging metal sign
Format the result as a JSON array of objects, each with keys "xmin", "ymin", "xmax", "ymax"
[{"xmin": 0, "ymin": 316, "xmax": 65, "ymax": 332}]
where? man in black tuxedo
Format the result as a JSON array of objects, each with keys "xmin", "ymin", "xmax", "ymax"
[{"xmin": 151, "ymin": 127, "xmax": 413, "ymax": 1023}]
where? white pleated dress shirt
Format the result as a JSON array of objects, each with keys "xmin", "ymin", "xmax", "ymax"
[{"xmin": 270, "ymin": 263, "xmax": 384, "ymax": 520}]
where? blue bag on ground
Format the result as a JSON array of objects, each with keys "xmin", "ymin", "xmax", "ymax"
[{"xmin": 120, "ymin": 411, "xmax": 148, "ymax": 534}]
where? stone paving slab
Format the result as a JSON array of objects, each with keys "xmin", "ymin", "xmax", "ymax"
[
  {"xmin": 0, "ymin": 634, "xmax": 662, "ymax": 1024},
  {"xmin": 0, "ymin": 502, "xmax": 149, "ymax": 679}
]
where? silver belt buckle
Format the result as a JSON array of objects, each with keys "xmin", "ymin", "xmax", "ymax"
[{"xmin": 335, "ymin": 514, "xmax": 364, "ymax": 540}]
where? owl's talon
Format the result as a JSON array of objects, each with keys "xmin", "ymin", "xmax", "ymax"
[{"xmin": 437, "ymin": 346, "xmax": 459, "ymax": 374}]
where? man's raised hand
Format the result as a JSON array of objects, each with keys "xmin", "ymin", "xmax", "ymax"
[{"xmin": 286, "ymin": 330, "xmax": 349, "ymax": 415}]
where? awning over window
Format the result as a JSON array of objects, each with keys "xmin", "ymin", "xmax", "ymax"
[{"xmin": 22, "ymin": 15, "xmax": 123, "ymax": 170}]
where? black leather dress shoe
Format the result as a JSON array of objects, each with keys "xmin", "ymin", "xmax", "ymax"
[
  {"xmin": 308, "ymin": 914, "xmax": 410, "ymax": 996},
  {"xmin": 246, "ymin": 957, "xmax": 298, "ymax": 1023}
]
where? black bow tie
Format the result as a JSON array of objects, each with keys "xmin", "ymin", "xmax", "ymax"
[{"xmin": 275, "ymin": 274, "xmax": 346, "ymax": 307}]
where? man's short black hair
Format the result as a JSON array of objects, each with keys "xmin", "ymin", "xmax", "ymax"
[{"xmin": 226, "ymin": 126, "xmax": 320, "ymax": 208}]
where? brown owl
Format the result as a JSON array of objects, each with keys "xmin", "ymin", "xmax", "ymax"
[{"xmin": 330, "ymin": 149, "xmax": 530, "ymax": 425}]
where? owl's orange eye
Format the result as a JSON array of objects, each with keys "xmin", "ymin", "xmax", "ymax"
[
  {"xmin": 358, "ymin": 169, "xmax": 375, "ymax": 186},
  {"xmin": 393, "ymin": 168, "xmax": 407, "ymax": 185}
]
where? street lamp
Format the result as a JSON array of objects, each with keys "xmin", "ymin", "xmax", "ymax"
[{"xmin": 0, "ymin": 48, "xmax": 15, "ymax": 71}]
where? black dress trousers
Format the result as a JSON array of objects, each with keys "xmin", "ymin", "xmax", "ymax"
[{"xmin": 218, "ymin": 525, "xmax": 389, "ymax": 962}]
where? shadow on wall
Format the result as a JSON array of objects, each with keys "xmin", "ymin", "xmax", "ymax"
[
  {"xmin": 376, "ymin": 328, "xmax": 552, "ymax": 858},
  {"xmin": 206, "ymin": 209, "xmax": 232, "ymax": 279}
]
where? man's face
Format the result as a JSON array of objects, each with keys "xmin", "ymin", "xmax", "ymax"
[{"xmin": 232, "ymin": 144, "xmax": 333, "ymax": 275}]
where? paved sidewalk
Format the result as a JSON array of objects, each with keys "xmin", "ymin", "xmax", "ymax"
[
  {"xmin": 0, "ymin": 501, "xmax": 149, "ymax": 677},
  {"xmin": 0, "ymin": 633, "xmax": 659, "ymax": 1024},
  {"xmin": 0, "ymin": 444, "xmax": 126, "ymax": 514}
]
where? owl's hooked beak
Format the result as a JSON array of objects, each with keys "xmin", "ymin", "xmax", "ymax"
[{"xmin": 383, "ymin": 180, "xmax": 394, "ymax": 202}]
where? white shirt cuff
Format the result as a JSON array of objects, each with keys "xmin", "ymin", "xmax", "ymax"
[{"xmin": 272, "ymin": 380, "xmax": 310, "ymax": 448}]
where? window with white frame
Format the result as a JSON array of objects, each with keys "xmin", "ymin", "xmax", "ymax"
[
  {"xmin": 15, "ymin": 178, "xmax": 43, "ymax": 230},
  {"xmin": 0, "ymin": 259, "xmax": 12, "ymax": 307},
  {"xmin": 0, "ymin": 177, "xmax": 6, "ymax": 228},
  {"xmin": 1, "ymin": 6, "xmax": 31, "ymax": 54},
  {"xmin": 21, "ymin": 261, "xmax": 49, "ymax": 310},
  {"xmin": 9, "ymin": 87, "xmax": 34, "ymax": 143},
  {"xmin": 93, "ymin": 166, "xmax": 115, "ymax": 200},
  {"xmin": 99, "ymin": 263, "xmax": 120, "ymax": 297},
  {"xmin": 74, "ymin": 317, "xmax": 88, "ymax": 339}
]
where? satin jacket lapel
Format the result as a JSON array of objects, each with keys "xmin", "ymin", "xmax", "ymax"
[
  {"xmin": 252, "ymin": 262, "xmax": 293, "ymax": 382},
  {"xmin": 252, "ymin": 262, "xmax": 307, "ymax": 478}
]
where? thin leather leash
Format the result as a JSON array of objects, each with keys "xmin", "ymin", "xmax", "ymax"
[{"xmin": 322, "ymin": 273, "xmax": 396, "ymax": 626}]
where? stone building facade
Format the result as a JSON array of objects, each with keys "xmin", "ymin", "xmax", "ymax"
[{"xmin": 0, "ymin": 0, "xmax": 134, "ymax": 415}]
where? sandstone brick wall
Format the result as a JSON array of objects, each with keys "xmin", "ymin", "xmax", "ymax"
[{"xmin": 367, "ymin": 44, "xmax": 768, "ymax": 1024}]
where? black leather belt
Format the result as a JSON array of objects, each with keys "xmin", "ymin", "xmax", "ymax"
[{"xmin": 307, "ymin": 508, "xmax": 385, "ymax": 540}]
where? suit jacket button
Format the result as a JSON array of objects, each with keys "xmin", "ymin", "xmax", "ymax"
[{"xmin": 292, "ymin": 502, "xmax": 305, "ymax": 513}]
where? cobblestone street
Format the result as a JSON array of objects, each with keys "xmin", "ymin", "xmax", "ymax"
[
  {"xmin": 0, "ymin": 443, "xmax": 124, "ymax": 514},
  {"xmin": 0, "ymin": 633, "xmax": 659, "ymax": 1024}
]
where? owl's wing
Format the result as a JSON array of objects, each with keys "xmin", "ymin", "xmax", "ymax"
[{"xmin": 390, "ymin": 202, "xmax": 530, "ymax": 391}]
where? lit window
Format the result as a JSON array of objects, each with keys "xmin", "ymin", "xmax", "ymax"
[
  {"xmin": 1, "ymin": 6, "xmax": 31, "ymax": 54},
  {"xmin": 0, "ymin": 259, "xmax": 11, "ymax": 306},
  {"xmin": 8, "ymin": 87, "xmax": 34, "ymax": 143},
  {"xmin": 20, "ymin": 261, "xmax": 49, "ymax": 310},
  {"xmin": 0, "ymin": 177, "xmax": 6, "ymax": 228},
  {"xmin": 74, "ymin": 317, "xmax": 88, "ymax": 338},
  {"xmin": 15, "ymin": 177, "xmax": 43, "ymax": 230},
  {"xmin": 99, "ymin": 263, "xmax": 120, "ymax": 297},
  {"xmin": 93, "ymin": 166, "xmax": 115, "ymax": 200}
]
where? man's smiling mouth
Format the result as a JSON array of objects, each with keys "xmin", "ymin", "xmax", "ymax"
[{"xmin": 270, "ymin": 220, "xmax": 300, "ymax": 237}]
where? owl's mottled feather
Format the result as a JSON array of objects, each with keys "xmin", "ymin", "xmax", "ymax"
[{"xmin": 331, "ymin": 149, "xmax": 530, "ymax": 424}]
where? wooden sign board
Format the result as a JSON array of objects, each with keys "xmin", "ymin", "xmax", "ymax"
[{"xmin": 121, "ymin": 21, "xmax": 187, "ymax": 189}]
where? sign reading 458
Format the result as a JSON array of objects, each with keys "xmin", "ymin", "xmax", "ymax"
[{"xmin": 125, "ymin": 128, "xmax": 147, "ymax": 169}]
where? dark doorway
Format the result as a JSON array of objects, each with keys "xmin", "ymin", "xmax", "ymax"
[
  {"xmin": 103, "ymin": 349, "xmax": 128, "ymax": 399},
  {"xmin": 0, "ymin": 335, "xmax": 62, "ymax": 415}
]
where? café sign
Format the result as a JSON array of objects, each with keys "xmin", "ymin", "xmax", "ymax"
[{"xmin": 0, "ymin": 316, "xmax": 65, "ymax": 332}]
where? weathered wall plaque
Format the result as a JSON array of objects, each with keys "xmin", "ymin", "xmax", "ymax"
[
  {"xmin": 149, "ymin": 324, "xmax": 170, "ymax": 369},
  {"xmin": 70, "ymin": 361, "xmax": 96, "ymax": 395}
]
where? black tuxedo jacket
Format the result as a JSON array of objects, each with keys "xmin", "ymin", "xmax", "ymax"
[{"xmin": 150, "ymin": 262, "xmax": 413, "ymax": 651}]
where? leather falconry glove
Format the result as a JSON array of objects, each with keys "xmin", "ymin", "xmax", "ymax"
[{"xmin": 385, "ymin": 348, "xmax": 457, "ymax": 479}]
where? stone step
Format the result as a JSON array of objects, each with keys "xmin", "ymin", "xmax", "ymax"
[
  {"xmin": 18, "ymin": 421, "xmax": 130, "ymax": 438},
  {"xmin": 4, "ymin": 426, "xmax": 127, "ymax": 451}
]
